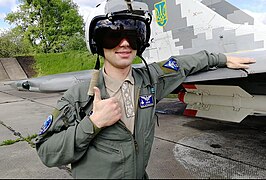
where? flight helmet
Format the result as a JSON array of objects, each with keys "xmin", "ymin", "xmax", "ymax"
[{"xmin": 85, "ymin": 0, "xmax": 152, "ymax": 57}]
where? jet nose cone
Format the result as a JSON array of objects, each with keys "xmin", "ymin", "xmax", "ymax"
[{"xmin": 4, "ymin": 81, "xmax": 17, "ymax": 89}]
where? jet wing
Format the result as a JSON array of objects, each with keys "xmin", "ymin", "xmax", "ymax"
[
  {"xmin": 184, "ymin": 68, "xmax": 247, "ymax": 83},
  {"xmin": 184, "ymin": 49, "xmax": 266, "ymax": 83}
]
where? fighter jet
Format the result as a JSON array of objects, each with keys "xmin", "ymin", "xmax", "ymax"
[
  {"xmin": 7, "ymin": 0, "xmax": 266, "ymax": 122},
  {"xmin": 140, "ymin": 0, "xmax": 266, "ymax": 122}
]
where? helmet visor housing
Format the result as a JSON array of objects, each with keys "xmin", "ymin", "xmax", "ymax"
[{"xmin": 89, "ymin": 14, "xmax": 151, "ymax": 56}]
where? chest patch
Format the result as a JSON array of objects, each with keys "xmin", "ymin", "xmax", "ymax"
[
  {"xmin": 139, "ymin": 95, "xmax": 154, "ymax": 108},
  {"xmin": 163, "ymin": 58, "xmax": 179, "ymax": 71},
  {"xmin": 39, "ymin": 115, "xmax": 53, "ymax": 135}
]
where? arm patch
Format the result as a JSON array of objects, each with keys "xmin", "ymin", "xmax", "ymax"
[{"xmin": 159, "ymin": 58, "xmax": 180, "ymax": 74}]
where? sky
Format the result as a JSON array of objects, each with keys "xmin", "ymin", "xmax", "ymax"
[
  {"xmin": 0, "ymin": 0, "xmax": 103, "ymax": 32},
  {"xmin": 1, "ymin": 0, "xmax": 266, "ymax": 32}
]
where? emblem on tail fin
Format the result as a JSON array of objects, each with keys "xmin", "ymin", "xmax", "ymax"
[{"xmin": 154, "ymin": 0, "xmax": 168, "ymax": 26}]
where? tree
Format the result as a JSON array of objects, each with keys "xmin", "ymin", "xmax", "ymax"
[
  {"xmin": 0, "ymin": 28, "xmax": 31, "ymax": 58},
  {"xmin": 5, "ymin": 0, "xmax": 85, "ymax": 53}
]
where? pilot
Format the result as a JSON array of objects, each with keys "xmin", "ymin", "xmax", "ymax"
[{"xmin": 34, "ymin": 0, "xmax": 255, "ymax": 179}]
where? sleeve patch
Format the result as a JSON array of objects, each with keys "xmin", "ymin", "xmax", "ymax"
[
  {"xmin": 39, "ymin": 115, "xmax": 53, "ymax": 135},
  {"xmin": 162, "ymin": 58, "xmax": 180, "ymax": 72}
]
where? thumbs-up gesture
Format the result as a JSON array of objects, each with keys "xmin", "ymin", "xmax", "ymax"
[{"xmin": 89, "ymin": 87, "xmax": 122, "ymax": 128}]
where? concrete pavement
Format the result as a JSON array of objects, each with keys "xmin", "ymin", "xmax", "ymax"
[{"xmin": 1, "ymin": 80, "xmax": 266, "ymax": 179}]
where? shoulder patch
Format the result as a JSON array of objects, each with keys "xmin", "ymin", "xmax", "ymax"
[
  {"xmin": 163, "ymin": 58, "xmax": 180, "ymax": 71},
  {"xmin": 39, "ymin": 115, "xmax": 53, "ymax": 135}
]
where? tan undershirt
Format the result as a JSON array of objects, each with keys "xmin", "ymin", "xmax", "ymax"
[{"xmin": 102, "ymin": 67, "xmax": 135, "ymax": 133}]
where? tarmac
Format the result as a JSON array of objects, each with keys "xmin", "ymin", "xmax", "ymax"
[{"xmin": 1, "ymin": 79, "xmax": 266, "ymax": 179}]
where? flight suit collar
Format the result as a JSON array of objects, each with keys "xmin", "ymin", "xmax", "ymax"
[
  {"xmin": 102, "ymin": 67, "xmax": 135, "ymax": 94},
  {"xmin": 97, "ymin": 67, "xmax": 147, "ymax": 101}
]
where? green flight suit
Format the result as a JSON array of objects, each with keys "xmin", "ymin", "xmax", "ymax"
[{"xmin": 35, "ymin": 50, "xmax": 227, "ymax": 179}]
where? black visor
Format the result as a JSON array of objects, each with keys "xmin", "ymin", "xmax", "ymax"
[
  {"xmin": 95, "ymin": 28, "xmax": 138, "ymax": 50},
  {"xmin": 89, "ymin": 14, "xmax": 151, "ymax": 56}
]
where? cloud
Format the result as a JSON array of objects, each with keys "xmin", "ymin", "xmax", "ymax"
[
  {"xmin": 242, "ymin": 9, "xmax": 266, "ymax": 25},
  {"xmin": 73, "ymin": 0, "xmax": 103, "ymax": 7},
  {"xmin": 0, "ymin": 23, "xmax": 11, "ymax": 33},
  {"xmin": 0, "ymin": 0, "xmax": 16, "ymax": 8},
  {"xmin": 73, "ymin": 0, "xmax": 103, "ymax": 21},
  {"xmin": 0, "ymin": 13, "xmax": 6, "ymax": 20},
  {"xmin": 251, "ymin": 12, "xmax": 266, "ymax": 25},
  {"xmin": 252, "ymin": 0, "xmax": 266, "ymax": 13}
]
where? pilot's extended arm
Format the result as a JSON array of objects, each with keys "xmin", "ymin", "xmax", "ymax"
[{"xmin": 148, "ymin": 50, "xmax": 253, "ymax": 100}]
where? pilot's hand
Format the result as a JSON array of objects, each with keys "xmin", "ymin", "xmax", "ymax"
[
  {"xmin": 226, "ymin": 56, "xmax": 256, "ymax": 69},
  {"xmin": 89, "ymin": 87, "xmax": 122, "ymax": 128}
]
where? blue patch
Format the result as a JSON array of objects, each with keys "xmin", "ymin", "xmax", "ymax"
[
  {"xmin": 139, "ymin": 95, "xmax": 154, "ymax": 108},
  {"xmin": 39, "ymin": 115, "xmax": 53, "ymax": 135},
  {"xmin": 163, "ymin": 58, "xmax": 179, "ymax": 71}
]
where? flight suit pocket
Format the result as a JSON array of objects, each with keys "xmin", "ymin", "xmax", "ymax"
[
  {"xmin": 86, "ymin": 141, "xmax": 125, "ymax": 178},
  {"xmin": 94, "ymin": 142, "xmax": 121, "ymax": 155}
]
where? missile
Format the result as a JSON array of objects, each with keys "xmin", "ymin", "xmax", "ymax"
[{"xmin": 178, "ymin": 84, "xmax": 266, "ymax": 122}]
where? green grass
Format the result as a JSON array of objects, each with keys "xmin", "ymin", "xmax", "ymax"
[
  {"xmin": 166, "ymin": 94, "xmax": 178, "ymax": 98},
  {"xmin": 0, "ymin": 138, "xmax": 22, "ymax": 146},
  {"xmin": 0, "ymin": 134, "xmax": 37, "ymax": 147},
  {"xmin": 33, "ymin": 50, "xmax": 142, "ymax": 76},
  {"xmin": 24, "ymin": 134, "xmax": 38, "ymax": 148},
  {"xmin": 34, "ymin": 51, "xmax": 98, "ymax": 76}
]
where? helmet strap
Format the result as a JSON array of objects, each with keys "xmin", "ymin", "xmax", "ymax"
[
  {"xmin": 94, "ymin": 54, "xmax": 101, "ymax": 70},
  {"xmin": 139, "ymin": 55, "xmax": 155, "ymax": 94}
]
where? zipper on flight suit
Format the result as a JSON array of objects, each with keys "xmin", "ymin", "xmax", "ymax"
[
  {"xmin": 133, "ymin": 139, "xmax": 139, "ymax": 153},
  {"xmin": 133, "ymin": 87, "xmax": 140, "ymax": 154},
  {"xmin": 118, "ymin": 120, "xmax": 139, "ymax": 154}
]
